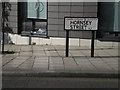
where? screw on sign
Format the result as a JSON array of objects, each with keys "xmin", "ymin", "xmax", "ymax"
[
  {"xmin": 65, "ymin": 18, "xmax": 98, "ymax": 31},
  {"xmin": 64, "ymin": 17, "xmax": 98, "ymax": 57}
]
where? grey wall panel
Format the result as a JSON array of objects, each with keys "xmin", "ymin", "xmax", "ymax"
[
  {"xmin": 59, "ymin": 2, "xmax": 71, "ymax": 6},
  {"xmin": 58, "ymin": 25, "xmax": 64, "ymax": 30},
  {"xmin": 48, "ymin": 30, "xmax": 59, "ymax": 36},
  {"xmin": 83, "ymin": 13, "xmax": 97, "ymax": 17},
  {"xmin": 48, "ymin": 25, "xmax": 58, "ymax": 30},
  {"xmin": 10, "ymin": 11, "xmax": 17, "ymax": 16},
  {"xmin": 84, "ymin": 2, "xmax": 98, "ymax": 5},
  {"xmin": 59, "ymin": 13, "xmax": 70, "ymax": 18},
  {"xmin": 48, "ymin": 6, "xmax": 58, "ymax": 11},
  {"xmin": 84, "ymin": 6, "xmax": 97, "ymax": 12},
  {"xmin": 70, "ymin": 31, "xmax": 83, "ymax": 38},
  {"xmin": 58, "ymin": 31, "xmax": 66, "ymax": 37},
  {"xmin": 70, "ymin": 13, "xmax": 83, "ymax": 17},
  {"xmin": 71, "ymin": 6, "xmax": 83, "ymax": 12},
  {"xmin": 48, "ymin": 2, "xmax": 59, "ymax": 6},
  {"xmin": 10, "ymin": 22, "xmax": 17, "ymax": 28},
  {"xmin": 59, "ymin": 6, "xmax": 70, "ymax": 12},
  {"xmin": 70, "ymin": 31, "xmax": 92, "ymax": 38},
  {"xmin": 58, "ymin": 19, "xmax": 64, "ymax": 25},
  {"xmin": 10, "ymin": 2, "xmax": 17, "ymax": 5},
  {"xmin": 81, "ymin": 31, "xmax": 92, "ymax": 38},
  {"xmin": 48, "ymin": 12, "xmax": 58, "ymax": 18},
  {"xmin": 48, "ymin": 19, "xmax": 58, "ymax": 24},
  {"xmin": 9, "ymin": 16, "xmax": 18, "ymax": 22},
  {"xmin": 71, "ymin": 2, "xmax": 83, "ymax": 6}
]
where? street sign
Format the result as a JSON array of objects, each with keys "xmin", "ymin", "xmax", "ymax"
[
  {"xmin": 64, "ymin": 17, "xmax": 98, "ymax": 30},
  {"xmin": 64, "ymin": 17, "xmax": 98, "ymax": 57}
]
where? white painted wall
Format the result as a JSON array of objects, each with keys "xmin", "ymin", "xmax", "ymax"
[{"xmin": 9, "ymin": 33, "xmax": 118, "ymax": 48}]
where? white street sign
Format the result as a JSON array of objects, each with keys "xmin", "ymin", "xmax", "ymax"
[{"xmin": 65, "ymin": 18, "xmax": 98, "ymax": 30}]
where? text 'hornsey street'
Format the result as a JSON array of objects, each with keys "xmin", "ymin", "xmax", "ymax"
[{"xmin": 70, "ymin": 20, "xmax": 92, "ymax": 30}]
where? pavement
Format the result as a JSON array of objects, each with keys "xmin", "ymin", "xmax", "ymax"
[{"xmin": 1, "ymin": 45, "xmax": 119, "ymax": 78}]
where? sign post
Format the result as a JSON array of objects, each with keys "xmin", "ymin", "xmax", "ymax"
[
  {"xmin": 64, "ymin": 17, "xmax": 98, "ymax": 57},
  {"xmin": 66, "ymin": 30, "xmax": 69, "ymax": 57},
  {"xmin": 91, "ymin": 30, "xmax": 95, "ymax": 57}
]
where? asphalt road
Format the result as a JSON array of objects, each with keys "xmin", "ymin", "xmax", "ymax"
[{"xmin": 2, "ymin": 76, "xmax": 118, "ymax": 88}]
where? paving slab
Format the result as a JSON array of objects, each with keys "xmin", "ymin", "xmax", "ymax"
[{"xmin": 1, "ymin": 45, "xmax": 119, "ymax": 78}]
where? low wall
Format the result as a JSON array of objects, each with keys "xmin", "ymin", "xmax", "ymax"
[{"xmin": 8, "ymin": 33, "xmax": 118, "ymax": 48}]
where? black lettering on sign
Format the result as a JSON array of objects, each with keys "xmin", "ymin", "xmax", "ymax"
[{"xmin": 69, "ymin": 19, "xmax": 93, "ymax": 30}]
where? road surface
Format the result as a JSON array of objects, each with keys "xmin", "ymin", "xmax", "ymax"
[{"xmin": 2, "ymin": 76, "xmax": 118, "ymax": 88}]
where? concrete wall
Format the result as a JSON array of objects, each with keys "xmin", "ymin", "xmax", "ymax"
[{"xmin": 48, "ymin": 2, "xmax": 98, "ymax": 38}]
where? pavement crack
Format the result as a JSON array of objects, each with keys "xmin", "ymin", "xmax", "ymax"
[
  {"xmin": 31, "ymin": 56, "xmax": 36, "ymax": 70},
  {"xmin": 2, "ymin": 56, "xmax": 17, "ymax": 67},
  {"xmin": 16, "ymin": 56, "xmax": 33, "ymax": 68},
  {"xmin": 72, "ymin": 57, "xmax": 81, "ymax": 69}
]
